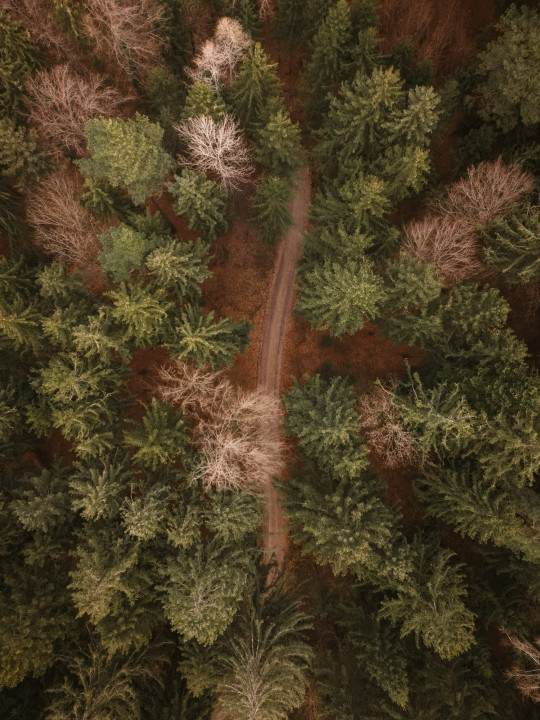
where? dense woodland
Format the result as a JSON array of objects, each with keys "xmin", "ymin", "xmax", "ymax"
[{"xmin": 1, "ymin": 0, "xmax": 540, "ymax": 718}]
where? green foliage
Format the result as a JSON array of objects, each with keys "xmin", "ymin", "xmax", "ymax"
[
  {"xmin": 29, "ymin": 351, "xmax": 124, "ymax": 443},
  {"xmin": 251, "ymin": 175, "xmax": 292, "ymax": 244},
  {"xmin": 70, "ymin": 453, "xmax": 131, "ymax": 522},
  {"xmin": 0, "ymin": 117, "xmax": 50, "ymax": 187},
  {"xmin": 182, "ymin": 81, "xmax": 226, "ymax": 120},
  {"xmin": 282, "ymin": 469, "xmax": 412, "ymax": 584},
  {"xmin": 121, "ymin": 484, "xmax": 169, "ymax": 541},
  {"xmin": 145, "ymin": 237, "xmax": 211, "ymax": 301},
  {"xmin": 205, "ymin": 490, "xmax": 262, "ymax": 546},
  {"xmin": 167, "ymin": 170, "xmax": 228, "ymax": 241},
  {"xmin": 98, "ymin": 224, "xmax": 155, "ymax": 282},
  {"xmin": 296, "ymin": 258, "xmax": 385, "ymax": 336},
  {"xmin": 476, "ymin": 4, "xmax": 540, "ymax": 131},
  {"xmin": 254, "ymin": 110, "xmax": 302, "ymax": 176},
  {"xmin": 146, "ymin": 66, "xmax": 185, "ymax": 125},
  {"xmin": 46, "ymin": 644, "xmax": 163, "ymax": 720},
  {"xmin": 69, "ymin": 529, "xmax": 160, "ymax": 654},
  {"xmin": 231, "ymin": 42, "xmax": 281, "ymax": 128},
  {"xmin": 167, "ymin": 305, "xmax": 251, "ymax": 368},
  {"xmin": 107, "ymin": 282, "xmax": 173, "ymax": 348},
  {"xmin": 304, "ymin": 0, "xmax": 353, "ymax": 91},
  {"xmin": 283, "ymin": 374, "xmax": 369, "ymax": 478},
  {"xmin": 10, "ymin": 463, "xmax": 71, "ymax": 533},
  {"xmin": 161, "ymin": 541, "xmax": 254, "ymax": 646},
  {"xmin": 0, "ymin": 178, "xmax": 24, "ymax": 238},
  {"xmin": 416, "ymin": 462, "xmax": 540, "ymax": 564},
  {"xmin": 218, "ymin": 588, "xmax": 313, "ymax": 720},
  {"xmin": 342, "ymin": 595, "xmax": 410, "ymax": 708},
  {"xmin": 81, "ymin": 178, "xmax": 136, "ymax": 221},
  {"xmin": 77, "ymin": 114, "xmax": 175, "ymax": 205},
  {"xmin": 123, "ymin": 399, "xmax": 188, "ymax": 469},
  {"xmin": 482, "ymin": 205, "xmax": 540, "ymax": 286},
  {"xmin": 0, "ymin": 11, "xmax": 44, "ymax": 112},
  {"xmin": 379, "ymin": 535, "xmax": 476, "ymax": 660}
]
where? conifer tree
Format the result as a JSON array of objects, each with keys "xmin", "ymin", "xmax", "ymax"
[
  {"xmin": 77, "ymin": 114, "xmax": 175, "ymax": 205},
  {"xmin": 379, "ymin": 534, "xmax": 476, "ymax": 660},
  {"xmin": 123, "ymin": 399, "xmax": 188, "ymax": 470},
  {"xmin": 476, "ymin": 4, "xmax": 540, "ymax": 131},
  {"xmin": 0, "ymin": 10, "xmax": 44, "ymax": 112},
  {"xmin": 304, "ymin": 0, "xmax": 353, "ymax": 91},
  {"xmin": 107, "ymin": 282, "xmax": 173, "ymax": 348},
  {"xmin": 254, "ymin": 110, "xmax": 302, "ymax": 176},
  {"xmin": 296, "ymin": 258, "xmax": 385, "ymax": 336},
  {"xmin": 70, "ymin": 453, "xmax": 132, "ymax": 522},
  {"xmin": 161, "ymin": 540, "xmax": 254, "ymax": 646},
  {"xmin": 98, "ymin": 224, "xmax": 155, "ymax": 282},
  {"xmin": 218, "ymin": 587, "xmax": 313, "ymax": 720},
  {"xmin": 182, "ymin": 80, "xmax": 227, "ymax": 119},
  {"xmin": 231, "ymin": 42, "xmax": 281, "ymax": 128},
  {"xmin": 281, "ymin": 469, "xmax": 412, "ymax": 585},
  {"xmin": 0, "ymin": 117, "xmax": 49, "ymax": 188},
  {"xmin": 167, "ymin": 305, "xmax": 251, "ymax": 368},
  {"xmin": 283, "ymin": 374, "xmax": 369, "ymax": 478},
  {"xmin": 167, "ymin": 170, "xmax": 228, "ymax": 241},
  {"xmin": 251, "ymin": 175, "xmax": 293, "ymax": 244},
  {"xmin": 145, "ymin": 238, "xmax": 211, "ymax": 301},
  {"xmin": 482, "ymin": 205, "xmax": 540, "ymax": 286},
  {"xmin": 416, "ymin": 461, "xmax": 540, "ymax": 564}
]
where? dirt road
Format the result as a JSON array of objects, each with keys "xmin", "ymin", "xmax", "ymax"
[{"xmin": 258, "ymin": 166, "xmax": 311, "ymax": 566}]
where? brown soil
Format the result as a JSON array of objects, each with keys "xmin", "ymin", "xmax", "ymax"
[{"xmin": 377, "ymin": 0, "xmax": 497, "ymax": 82}]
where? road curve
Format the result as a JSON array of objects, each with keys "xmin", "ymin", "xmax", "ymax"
[{"xmin": 257, "ymin": 166, "xmax": 311, "ymax": 567}]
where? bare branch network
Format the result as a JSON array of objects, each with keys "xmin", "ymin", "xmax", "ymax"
[
  {"xmin": 82, "ymin": 0, "xmax": 165, "ymax": 79},
  {"xmin": 402, "ymin": 159, "xmax": 534, "ymax": 286},
  {"xmin": 189, "ymin": 17, "xmax": 251, "ymax": 91},
  {"xmin": 175, "ymin": 114, "xmax": 254, "ymax": 191},
  {"xmin": 156, "ymin": 359, "xmax": 284, "ymax": 493},
  {"xmin": 26, "ymin": 171, "xmax": 102, "ymax": 266},
  {"xmin": 26, "ymin": 65, "xmax": 128, "ymax": 157},
  {"xmin": 504, "ymin": 632, "xmax": 540, "ymax": 703},
  {"xmin": 358, "ymin": 381, "xmax": 419, "ymax": 469}
]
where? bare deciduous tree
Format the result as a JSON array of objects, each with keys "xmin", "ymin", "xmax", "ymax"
[
  {"xmin": 175, "ymin": 114, "xmax": 254, "ymax": 191},
  {"xmin": 358, "ymin": 382, "xmax": 418, "ymax": 469},
  {"xmin": 26, "ymin": 65, "xmax": 128, "ymax": 157},
  {"xmin": 81, "ymin": 0, "xmax": 164, "ymax": 79},
  {"xmin": 189, "ymin": 17, "xmax": 251, "ymax": 91},
  {"xmin": 0, "ymin": 0, "xmax": 79, "ymax": 62},
  {"xmin": 504, "ymin": 632, "xmax": 540, "ymax": 702},
  {"xmin": 155, "ymin": 359, "xmax": 283, "ymax": 493},
  {"xmin": 401, "ymin": 214, "xmax": 480, "ymax": 286},
  {"xmin": 436, "ymin": 158, "xmax": 534, "ymax": 228},
  {"xmin": 258, "ymin": 0, "xmax": 274, "ymax": 20},
  {"xmin": 26, "ymin": 171, "xmax": 101, "ymax": 266}
]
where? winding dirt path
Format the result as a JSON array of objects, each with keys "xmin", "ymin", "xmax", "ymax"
[{"xmin": 258, "ymin": 166, "xmax": 311, "ymax": 566}]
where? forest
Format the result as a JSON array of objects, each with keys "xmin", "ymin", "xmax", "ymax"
[{"xmin": 1, "ymin": 0, "xmax": 540, "ymax": 718}]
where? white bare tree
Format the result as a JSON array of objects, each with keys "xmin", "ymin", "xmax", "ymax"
[
  {"xmin": 358, "ymin": 382, "xmax": 419, "ymax": 469},
  {"xmin": 81, "ymin": 0, "xmax": 164, "ymax": 79},
  {"xmin": 435, "ymin": 158, "xmax": 534, "ymax": 227},
  {"xmin": 189, "ymin": 16, "xmax": 251, "ymax": 91},
  {"xmin": 401, "ymin": 214, "xmax": 481, "ymax": 286},
  {"xmin": 175, "ymin": 114, "xmax": 254, "ymax": 191},
  {"xmin": 155, "ymin": 359, "xmax": 284, "ymax": 493},
  {"xmin": 26, "ymin": 65, "xmax": 128, "ymax": 157},
  {"xmin": 504, "ymin": 632, "xmax": 540, "ymax": 703},
  {"xmin": 26, "ymin": 171, "xmax": 101, "ymax": 266},
  {"xmin": 258, "ymin": 0, "xmax": 274, "ymax": 20}
]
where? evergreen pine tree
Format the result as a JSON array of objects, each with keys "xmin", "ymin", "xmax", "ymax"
[
  {"xmin": 123, "ymin": 399, "xmax": 188, "ymax": 470},
  {"xmin": 182, "ymin": 81, "xmax": 227, "ymax": 119},
  {"xmin": 231, "ymin": 42, "xmax": 281, "ymax": 128},
  {"xmin": 379, "ymin": 534, "xmax": 476, "ymax": 660},
  {"xmin": 303, "ymin": 0, "xmax": 353, "ymax": 91},
  {"xmin": 254, "ymin": 110, "xmax": 302, "ymax": 176},
  {"xmin": 145, "ymin": 238, "xmax": 211, "ymax": 302},
  {"xmin": 107, "ymin": 282, "xmax": 173, "ymax": 348},
  {"xmin": 77, "ymin": 114, "xmax": 175, "ymax": 205},
  {"xmin": 252, "ymin": 176, "xmax": 293, "ymax": 244},
  {"xmin": 167, "ymin": 305, "xmax": 251, "ymax": 368},
  {"xmin": 0, "ymin": 116, "xmax": 50, "ymax": 187},
  {"xmin": 296, "ymin": 258, "xmax": 385, "ymax": 336},
  {"xmin": 167, "ymin": 170, "xmax": 228, "ymax": 241}
]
